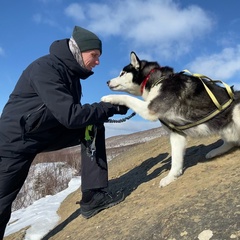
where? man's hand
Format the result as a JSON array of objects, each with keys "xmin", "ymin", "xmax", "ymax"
[{"xmin": 113, "ymin": 105, "xmax": 129, "ymax": 115}]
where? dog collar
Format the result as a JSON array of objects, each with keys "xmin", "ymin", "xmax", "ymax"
[{"xmin": 140, "ymin": 68, "xmax": 161, "ymax": 94}]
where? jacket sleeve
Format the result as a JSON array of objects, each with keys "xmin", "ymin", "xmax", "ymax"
[{"xmin": 28, "ymin": 61, "xmax": 117, "ymax": 129}]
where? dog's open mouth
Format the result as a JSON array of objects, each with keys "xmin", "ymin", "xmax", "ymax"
[
  {"xmin": 109, "ymin": 85, "xmax": 119, "ymax": 90},
  {"xmin": 108, "ymin": 82, "xmax": 120, "ymax": 90}
]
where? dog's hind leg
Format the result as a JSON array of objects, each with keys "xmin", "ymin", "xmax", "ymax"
[
  {"xmin": 205, "ymin": 140, "xmax": 236, "ymax": 159},
  {"xmin": 206, "ymin": 121, "xmax": 240, "ymax": 159},
  {"xmin": 160, "ymin": 132, "xmax": 187, "ymax": 187}
]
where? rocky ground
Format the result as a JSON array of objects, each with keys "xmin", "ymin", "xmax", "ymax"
[{"xmin": 5, "ymin": 135, "xmax": 240, "ymax": 240}]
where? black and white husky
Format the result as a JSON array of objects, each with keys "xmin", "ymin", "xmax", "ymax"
[{"xmin": 101, "ymin": 52, "xmax": 240, "ymax": 187}]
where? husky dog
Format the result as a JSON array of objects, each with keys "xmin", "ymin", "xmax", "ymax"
[{"xmin": 101, "ymin": 52, "xmax": 240, "ymax": 187}]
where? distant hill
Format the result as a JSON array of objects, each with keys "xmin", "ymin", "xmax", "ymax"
[
  {"xmin": 105, "ymin": 127, "xmax": 167, "ymax": 161},
  {"xmin": 34, "ymin": 126, "xmax": 167, "ymax": 162}
]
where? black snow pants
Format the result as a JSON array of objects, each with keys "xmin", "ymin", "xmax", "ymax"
[{"xmin": 0, "ymin": 124, "xmax": 108, "ymax": 239}]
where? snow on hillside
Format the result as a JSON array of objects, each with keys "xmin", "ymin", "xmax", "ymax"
[
  {"xmin": 5, "ymin": 177, "xmax": 81, "ymax": 239},
  {"xmin": 12, "ymin": 162, "xmax": 77, "ymax": 211}
]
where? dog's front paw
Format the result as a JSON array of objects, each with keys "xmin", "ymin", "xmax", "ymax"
[
  {"xmin": 101, "ymin": 95, "xmax": 122, "ymax": 105},
  {"xmin": 159, "ymin": 175, "xmax": 177, "ymax": 187},
  {"xmin": 159, "ymin": 168, "xmax": 183, "ymax": 188},
  {"xmin": 101, "ymin": 95, "xmax": 113, "ymax": 103}
]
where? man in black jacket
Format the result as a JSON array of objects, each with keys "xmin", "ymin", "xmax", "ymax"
[{"xmin": 0, "ymin": 26, "xmax": 128, "ymax": 238}]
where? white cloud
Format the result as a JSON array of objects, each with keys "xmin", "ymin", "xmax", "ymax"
[
  {"xmin": 64, "ymin": 3, "xmax": 85, "ymax": 21},
  {"xmin": 234, "ymin": 83, "xmax": 240, "ymax": 90},
  {"xmin": 64, "ymin": 0, "xmax": 213, "ymax": 58},
  {"xmin": 37, "ymin": 0, "xmax": 62, "ymax": 3},
  {"xmin": 33, "ymin": 13, "xmax": 42, "ymax": 24},
  {"xmin": 33, "ymin": 13, "xmax": 57, "ymax": 27},
  {"xmin": 0, "ymin": 47, "xmax": 5, "ymax": 56},
  {"xmin": 187, "ymin": 45, "xmax": 240, "ymax": 81}
]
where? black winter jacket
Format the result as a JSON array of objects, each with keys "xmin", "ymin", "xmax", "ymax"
[{"xmin": 0, "ymin": 39, "xmax": 117, "ymax": 156}]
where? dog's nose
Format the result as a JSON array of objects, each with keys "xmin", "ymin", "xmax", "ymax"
[{"xmin": 107, "ymin": 81, "xmax": 110, "ymax": 85}]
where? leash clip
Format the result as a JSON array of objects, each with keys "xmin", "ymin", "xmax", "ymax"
[
  {"xmin": 90, "ymin": 149, "xmax": 96, "ymax": 159},
  {"xmin": 85, "ymin": 140, "xmax": 96, "ymax": 160},
  {"xmin": 85, "ymin": 125, "xmax": 97, "ymax": 160}
]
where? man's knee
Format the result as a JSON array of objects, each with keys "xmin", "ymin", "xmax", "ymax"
[{"xmin": 44, "ymin": 128, "xmax": 85, "ymax": 152}]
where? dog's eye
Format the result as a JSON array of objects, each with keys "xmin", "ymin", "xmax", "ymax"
[{"xmin": 119, "ymin": 71, "xmax": 126, "ymax": 77}]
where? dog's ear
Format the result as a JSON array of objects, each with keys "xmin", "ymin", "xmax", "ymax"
[{"xmin": 130, "ymin": 51, "xmax": 140, "ymax": 70}]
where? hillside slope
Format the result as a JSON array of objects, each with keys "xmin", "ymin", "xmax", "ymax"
[{"xmin": 5, "ymin": 135, "xmax": 240, "ymax": 240}]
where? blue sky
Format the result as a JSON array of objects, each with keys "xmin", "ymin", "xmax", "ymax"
[{"xmin": 1, "ymin": 0, "xmax": 240, "ymax": 137}]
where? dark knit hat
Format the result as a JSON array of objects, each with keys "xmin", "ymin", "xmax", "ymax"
[{"xmin": 72, "ymin": 26, "xmax": 102, "ymax": 54}]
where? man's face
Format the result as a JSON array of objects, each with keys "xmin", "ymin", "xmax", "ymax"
[{"xmin": 81, "ymin": 50, "xmax": 101, "ymax": 71}]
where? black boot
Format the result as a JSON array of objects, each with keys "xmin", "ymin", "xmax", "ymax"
[{"xmin": 80, "ymin": 189, "xmax": 124, "ymax": 219}]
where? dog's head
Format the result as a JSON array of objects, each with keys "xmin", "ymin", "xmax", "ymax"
[{"xmin": 107, "ymin": 52, "xmax": 173, "ymax": 96}]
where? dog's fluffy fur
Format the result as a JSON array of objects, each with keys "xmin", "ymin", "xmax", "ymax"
[{"xmin": 101, "ymin": 52, "xmax": 240, "ymax": 187}]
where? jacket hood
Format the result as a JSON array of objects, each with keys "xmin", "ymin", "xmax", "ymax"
[{"xmin": 49, "ymin": 39, "xmax": 93, "ymax": 79}]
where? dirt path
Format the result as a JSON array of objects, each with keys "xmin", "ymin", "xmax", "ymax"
[{"xmin": 5, "ymin": 135, "xmax": 240, "ymax": 240}]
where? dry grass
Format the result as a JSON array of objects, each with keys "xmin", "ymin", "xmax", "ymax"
[{"xmin": 6, "ymin": 132, "xmax": 240, "ymax": 240}]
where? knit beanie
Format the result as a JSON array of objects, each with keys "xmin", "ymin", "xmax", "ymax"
[{"xmin": 72, "ymin": 26, "xmax": 102, "ymax": 54}]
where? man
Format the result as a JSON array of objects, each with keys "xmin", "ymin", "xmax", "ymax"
[{"xmin": 0, "ymin": 26, "xmax": 128, "ymax": 238}]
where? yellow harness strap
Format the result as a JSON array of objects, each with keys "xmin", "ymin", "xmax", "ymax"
[
  {"xmin": 182, "ymin": 70, "xmax": 234, "ymax": 110},
  {"xmin": 162, "ymin": 70, "xmax": 234, "ymax": 132}
]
